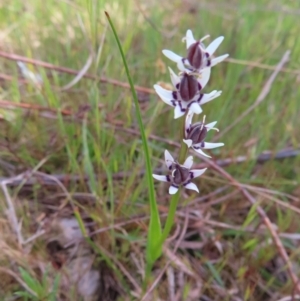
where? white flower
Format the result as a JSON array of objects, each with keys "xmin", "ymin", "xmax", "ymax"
[
  {"xmin": 152, "ymin": 150, "xmax": 207, "ymax": 195},
  {"xmin": 183, "ymin": 112, "xmax": 224, "ymax": 158},
  {"xmin": 162, "ymin": 29, "xmax": 229, "ymax": 73},
  {"xmin": 154, "ymin": 68, "xmax": 222, "ymax": 119}
]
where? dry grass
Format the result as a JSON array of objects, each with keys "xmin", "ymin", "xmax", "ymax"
[{"xmin": 1, "ymin": 0, "xmax": 300, "ymax": 300}]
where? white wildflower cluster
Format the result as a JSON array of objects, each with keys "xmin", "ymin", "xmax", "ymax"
[{"xmin": 153, "ymin": 30, "xmax": 228, "ymax": 195}]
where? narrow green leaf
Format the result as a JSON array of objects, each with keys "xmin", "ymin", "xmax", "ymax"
[
  {"xmin": 105, "ymin": 12, "xmax": 162, "ymax": 267},
  {"xmin": 205, "ymin": 261, "xmax": 224, "ymax": 287},
  {"xmin": 82, "ymin": 117, "xmax": 97, "ymax": 195},
  {"xmin": 74, "ymin": 207, "xmax": 88, "ymax": 237},
  {"xmin": 242, "ymin": 238, "xmax": 259, "ymax": 251},
  {"xmin": 19, "ymin": 268, "xmax": 39, "ymax": 292},
  {"xmin": 14, "ymin": 291, "xmax": 31, "ymax": 299}
]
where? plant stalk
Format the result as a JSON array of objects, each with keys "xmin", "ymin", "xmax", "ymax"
[{"xmin": 159, "ymin": 115, "xmax": 188, "ymax": 245}]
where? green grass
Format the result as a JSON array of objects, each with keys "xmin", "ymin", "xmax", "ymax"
[{"xmin": 1, "ymin": 0, "xmax": 300, "ymax": 300}]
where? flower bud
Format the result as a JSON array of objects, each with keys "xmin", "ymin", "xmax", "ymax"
[
  {"xmin": 187, "ymin": 42, "xmax": 205, "ymax": 70},
  {"xmin": 179, "ymin": 73, "xmax": 199, "ymax": 102}
]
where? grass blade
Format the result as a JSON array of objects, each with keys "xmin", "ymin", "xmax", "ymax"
[{"xmin": 105, "ymin": 12, "xmax": 162, "ymax": 269}]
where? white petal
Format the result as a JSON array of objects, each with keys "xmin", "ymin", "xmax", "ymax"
[
  {"xmin": 206, "ymin": 36, "xmax": 224, "ymax": 56},
  {"xmin": 183, "ymin": 139, "xmax": 193, "ymax": 148},
  {"xmin": 177, "ymin": 59, "xmax": 188, "ymax": 72},
  {"xmin": 164, "ymin": 150, "xmax": 174, "ymax": 168},
  {"xmin": 152, "ymin": 174, "xmax": 169, "ymax": 182},
  {"xmin": 188, "ymin": 102, "xmax": 202, "ymax": 115},
  {"xmin": 185, "ymin": 29, "xmax": 196, "ymax": 48},
  {"xmin": 193, "ymin": 147, "xmax": 211, "ymax": 158},
  {"xmin": 162, "ymin": 49, "xmax": 182, "ymax": 63},
  {"xmin": 174, "ymin": 105, "xmax": 186, "ymax": 119},
  {"xmin": 190, "ymin": 168, "xmax": 207, "ymax": 178},
  {"xmin": 200, "ymin": 90, "xmax": 222, "ymax": 105},
  {"xmin": 154, "ymin": 84, "xmax": 174, "ymax": 106},
  {"xmin": 169, "ymin": 185, "xmax": 179, "ymax": 195},
  {"xmin": 168, "ymin": 67, "xmax": 180, "ymax": 87},
  {"xmin": 184, "ymin": 182, "xmax": 199, "ymax": 193},
  {"xmin": 153, "ymin": 84, "xmax": 173, "ymax": 98},
  {"xmin": 183, "ymin": 156, "xmax": 193, "ymax": 169},
  {"xmin": 185, "ymin": 111, "xmax": 194, "ymax": 134},
  {"xmin": 197, "ymin": 67, "xmax": 211, "ymax": 89},
  {"xmin": 203, "ymin": 142, "xmax": 224, "ymax": 149},
  {"xmin": 205, "ymin": 121, "xmax": 217, "ymax": 129},
  {"xmin": 211, "ymin": 54, "xmax": 229, "ymax": 66}
]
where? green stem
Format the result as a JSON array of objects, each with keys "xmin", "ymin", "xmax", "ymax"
[
  {"xmin": 160, "ymin": 190, "xmax": 180, "ymax": 243},
  {"xmin": 159, "ymin": 115, "xmax": 188, "ymax": 244}
]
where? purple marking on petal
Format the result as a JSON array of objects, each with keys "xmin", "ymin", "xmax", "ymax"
[
  {"xmin": 197, "ymin": 94, "xmax": 204, "ymax": 103},
  {"xmin": 201, "ymin": 141, "xmax": 205, "ymax": 147},
  {"xmin": 178, "ymin": 101, "xmax": 186, "ymax": 112},
  {"xmin": 205, "ymin": 52, "xmax": 209, "ymax": 58},
  {"xmin": 183, "ymin": 181, "xmax": 191, "ymax": 186},
  {"xmin": 172, "ymin": 91, "xmax": 178, "ymax": 100},
  {"xmin": 171, "ymin": 100, "xmax": 177, "ymax": 107},
  {"xmin": 187, "ymin": 100, "xmax": 197, "ymax": 109},
  {"xmin": 190, "ymin": 172, "xmax": 194, "ymax": 179},
  {"xmin": 171, "ymin": 184, "xmax": 179, "ymax": 188},
  {"xmin": 166, "ymin": 175, "xmax": 171, "ymax": 182}
]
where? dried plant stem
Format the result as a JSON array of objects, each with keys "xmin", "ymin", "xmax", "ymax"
[
  {"xmin": 216, "ymin": 50, "xmax": 290, "ymax": 139},
  {"xmin": 1, "ymin": 178, "xmax": 24, "ymax": 245},
  {"xmin": 202, "ymin": 157, "xmax": 300, "ymax": 293},
  {"xmin": 0, "ymin": 50, "xmax": 154, "ymax": 94}
]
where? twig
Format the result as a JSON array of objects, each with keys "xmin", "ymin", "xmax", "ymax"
[
  {"xmin": 167, "ymin": 266, "xmax": 175, "ymax": 301},
  {"xmin": 60, "ymin": 53, "xmax": 93, "ymax": 91},
  {"xmin": 113, "ymin": 125, "xmax": 300, "ymax": 166},
  {"xmin": 96, "ymin": 244, "xmax": 141, "ymax": 295},
  {"xmin": 0, "ymin": 158, "xmax": 48, "ymax": 246},
  {"xmin": 2, "ymin": 99, "xmax": 299, "ymax": 164},
  {"xmin": 215, "ymin": 147, "xmax": 300, "ymax": 166},
  {"xmin": 1, "ymin": 176, "xmax": 24, "ymax": 245},
  {"xmin": 0, "ymin": 51, "xmax": 154, "ymax": 94},
  {"xmin": 276, "ymin": 296, "xmax": 300, "ymax": 301},
  {"xmin": 226, "ymin": 57, "xmax": 299, "ymax": 76},
  {"xmin": 1, "ymin": 146, "xmax": 299, "ymax": 186},
  {"xmin": 0, "ymin": 72, "xmax": 28, "ymax": 83},
  {"xmin": 23, "ymin": 229, "xmax": 45, "ymax": 245},
  {"xmin": 215, "ymin": 50, "xmax": 290, "ymax": 139},
  {"xmin": 0, "ymin": 99, "xmax": 73, "ymax": 116}
]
